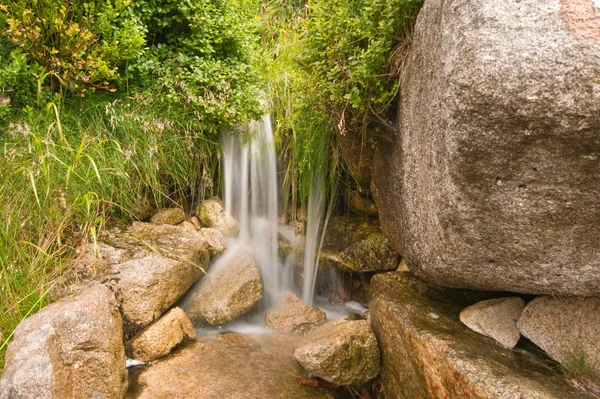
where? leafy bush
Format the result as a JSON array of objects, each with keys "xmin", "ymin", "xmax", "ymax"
[
  {"xmin": 0, "ymin": 1, "xmax": 145, "ymax": 94},
  {"xmin": 301, "ymin": 0, "xmax": 423, "ymax": 126},
  {"xmin": 127, "ymin": 0, "xmax": 263, "ymax": 133}
]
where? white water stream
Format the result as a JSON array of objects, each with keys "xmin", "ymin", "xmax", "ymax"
[
  {"xmin": 215, "ymin": 115, "xmax": 362, "ymax": 327},
  {"xmin": 221, "ymin": 115, "xmax": 298, "ymax": 307}
]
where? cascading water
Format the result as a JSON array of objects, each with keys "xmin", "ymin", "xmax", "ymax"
[
  {"xmin": 221, "ymin": 115, "xmax": 293, "ymax": 307},
  {"xmin": 301, "ymin": 177, "xmax": 326, "ymax": 305},
  {"xmin": 215, "ymin": 114, "xmax": 362, "ymax": 322}
]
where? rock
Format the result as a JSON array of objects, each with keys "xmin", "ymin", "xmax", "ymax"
[
  {"xmin": 179, "ymin": 245, "xmax": 262, "ymax": 325},
  {"xmin": 114, "ymin": 223, "xmax": 211, "ymax": 336},
  {"xmin": 265, "ymin": 292, "xmax": 327, "ymax": 334},
  {"xmin": 197, "ymin": 198, "xmax": 239, "ymax": 236},
  {"xmin": 294, "ymin": 319, "xmax": 380, "ymax": 386},
  {"xmin": 370, "ymin": 272, "xmax": 596, "ymax": 399},
  {"xmin": 126, "ymin": 307, "xmax": 196, "ymax": 362},
  {"xmin": 460, "ymin": 297, "xmax": 525, "ymax": 349},
  {"xmin": 197, "ymin": 227, "xmax": 227, "ymax": 257},
  {"xmin": 126, "ymin": 333, "xmax": 335, "ymax": 399},
  {"xmin": 372, "ymin": 0, "xmax": 600, "ymax": 295},
  {"xmin": 0, "ymin": 285, "xmax": 127, "ymax": 399},
  {"xmin": 318, "ymin": 216, "xmax": 398, "ymax": 273},
  {"xmin": 51, "ymin": 222, "xmax": 213, "ymax": 336},
  {"xmin": 518, "ymin": 296, "xmax": 600, "ymax": 377},
  {"xmin": 277, "ymin": 291, "xmax": 304, "ymax": 308},
  {"xmin": 337, "ymin": 128, "xmax": 375, "ymax": 190},
  {"xmin": 178, "ymin": 221, "xmax": 197, "ymax": 232},
  {"xmin": 347, "ymin": 189, "xmax": 378, "ymax": 217},
  {"xmin": 150, "ymin": 208, "xmax": 185, "ymax": 225},
  {"xmin": 190, "ymin": 216, "xmax": 202, "ymax": 230}
]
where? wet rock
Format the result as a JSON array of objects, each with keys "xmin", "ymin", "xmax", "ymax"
[
  {"xmin": 0, "ymin": 285, "xmax": 127, "ymax": 399},
  {"xmin": 126, "ymin": 333, "xmax": 335, "ymax": 399},
  {"xmin": 277, "ymin": 291, "xmax": 304, "ymax": 308},
  {"xmin": 265, "ymin": 292, "xmax": 327, "ymax": 334},
  {"xmin": 372, "ymin": 0, "xmax": 600, "ymax": 296},
  {"xmin": 126, "ymin": 307, "xmax": 196, "ymax": 362},
  {"xmin": 370, "ymin": 272, "xmax": 596, "ymax": 399},
  {"xmin": 460, "ymin": 297, "xmax": 525, "ymax": 349},
  {"xmin": 294, "ymin": 319, "xmax": 380, "ymax": 386},
  {"xmin": 197, "ymin": 198, "xmax": 239, "ymax": 236},
  {"xmin": 318, "ymin": 216, "xmax": 398, "ymax": 273},
  {"xmin": 179, "ymin": 245, "xmax": 262, "ymax": 325},
  {"xmin": 150, "ymin": 208, "xmax": 185, "ymax": 225},
  {"xmin": 347, "ymin": 189, "xmax": 378, "ymax": 217},
  {"xmin": 518, "ymin": 296, "xmax": 600, "ymax": 377},
  {"xmin": 52, "ymin": 222, "xmax": 213, "ymax": 336}
]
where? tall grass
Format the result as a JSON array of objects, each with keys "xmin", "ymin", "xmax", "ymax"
[{"xmin": 0, "ymin": 95, "xmax": 219, "ymax": 371}]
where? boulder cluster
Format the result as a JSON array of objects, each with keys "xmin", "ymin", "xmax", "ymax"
[{"xmin": 0, "ymin": 200, "xmax": 238, "ymax": 397}]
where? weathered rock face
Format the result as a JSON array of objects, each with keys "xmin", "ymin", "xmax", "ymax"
[
  {"xmin": 460, "ymin": 297, "xmax": 525, "ymax": 349},
  {"xmin": 518, "ymin": 296, "xmax": 600, "ymax": 377},
  {"xmin": 197, "ymin": 198, "xmax": 239, "ymax": 236},
  {"xmin": 127, "ymin": 333, "xmax": 335, "ymax": 399},
  {"xmin": 53, "ymin": 222, "xmax": 214, "ymax": 336},
  {"xmin": 0, "ymin": 285, "xmax": 127, "ymax": 399},
  {"xmin": 294, "ymin": 319, "xmax": 380, "ymax": 386},
  {"xmin": 179, "ymin": 245, "xmax": 263, "ymax": 325},
  {"xmin": 318, "ymin": 216, "xmax": 398, "ymax": 273},
  {"xmin": 126, "ymin": 307, "xmax": 197, "ymax": 362},
  {"xmin": 370, "ymin": 272, "xmax": 596, "ymax": 399},
  {"xmin": 372, "ymin": 0, "xmax": 600, "ymax": 295},
  {"xmin": 150, "ymin": 208, "xmax": 185, "ymax": 225},
  {"xmin": 265, "ymin": 292, "xmax": 327, "ymax": 334}
]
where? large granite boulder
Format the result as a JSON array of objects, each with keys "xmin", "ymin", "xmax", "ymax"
[
  {"xmin": 0, "ymin": 285, "xmax": 127, "ymax": 399},
  {"xmin": 370, "ymin": 272, "xmax": 595, "ymax": 399},
  {"xmin": 518, "ymin": 296, "xmax": 600, "ymax": 378},
  {"xmin": 126, "ymin": 307, "xmax": 197, "ymax": 362},
  {"xmin": 294, "ymin": 319, "xmax": 380, "ymax": 386},
  {"xmin": 179, "ymin": 245, "xmax": 263, "ymax": 325},
  {"xmin": 126, "ymin": 333, "xmax": 335, "ymax": 399},
  {"xmin": 52, "ymin": 222, "xmax": 217, "ymax": 336},
  {"xmin": 372, "ymin": 0, "xmax": 600, "ymax": 295}
]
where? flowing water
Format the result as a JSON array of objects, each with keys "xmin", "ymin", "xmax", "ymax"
[
  {"xmin": 221, "ymin": 115, "xmax": 294, "ymax": 307},
  {"xmin": 220, "ymin": 115, "xmax": 332, "ymax": 310}
]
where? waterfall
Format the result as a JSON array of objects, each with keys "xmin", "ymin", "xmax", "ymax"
[
  {"xmin": 221, "ymin": 115, "xmax": 328, "ymax": 308},
  {"xmin": 302, "ymin": 177, "xmax": 326, "ymax": 305},
  {"xmin": 221, "ymin": 115, "xmax": 287, "ymax": 307}
]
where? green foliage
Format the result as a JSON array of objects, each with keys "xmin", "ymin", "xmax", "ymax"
[
  {"xmin": 0, "ymin": 1, "xmax": 145, "ymax": 94},
  {"xmin": 127, "ymin": 0, "xmax": 263, "ymax": 133},
  {"xmin": 0, "ymin": 96, "xmax": 220, "ymax": 370},
  {"xmin": 302, "ymin": 0, "xmax": 423, "ymax": 125}
]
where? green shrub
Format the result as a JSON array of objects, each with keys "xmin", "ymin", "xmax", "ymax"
[
  {"xmin": 127, "ymin": 0, "xmax": 263, "ymax": 133},
  {"xmin": 301, "ymin": 0, "xmax": 423, "ymax": 127},
  {"xmin": 0, "ymin": 1, "xmax": 145, "ymax": 94}
]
